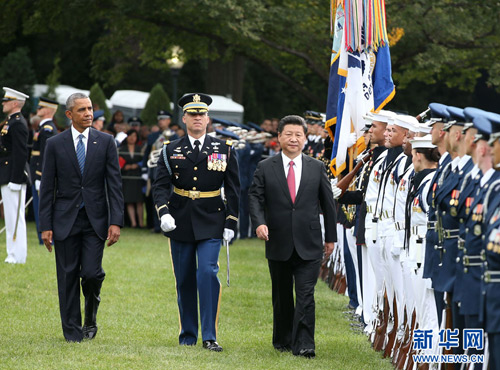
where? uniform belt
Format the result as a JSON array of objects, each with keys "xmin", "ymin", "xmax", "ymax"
[
  {"xmin": 427, "ymin": 221, "xmax": 436, "ymax": 230},
  {"xmin": 463, "ymin": 254, "xmax": 483, "ymax": 267},
  {"xmin": 173, "ymin": 187, "xmax": 221, "ymax": 200},
  {"xmin": 31, "ymin": 150, "xmax": 40, "ymax": 156},
  {"xmin": 443, "ymin": 229, "xmax": 460, "ymax": 239},
  {"xmin": 458, "ymin": 237, "xmax": 465, "ymax": 250},
  {"xmin": 379, "ymin": 210, "xmax": 393, "ymax": 220},
  {"xmin": 483, "ymin": 270, "xmax": 500, "ymax": 284},
  {"xmin": 411, "ymin": 226, "xmax": 426, "ymax": 236}
]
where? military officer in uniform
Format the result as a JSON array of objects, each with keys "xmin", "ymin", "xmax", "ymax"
[
  {"xmin": 1, "ymin": 87, "xmax": 29, "ymax": 264},
  {"xmin": 152, "ymin": 93, "xmax": 240, "ymax": 352},
  {"xmin": 31, "ymin": 97, "xmax": 59, "ymax": 244}
]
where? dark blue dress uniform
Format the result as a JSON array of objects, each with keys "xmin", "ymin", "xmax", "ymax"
[
  {"xmin": 152, "ymin": 93, "xmax": 240, "ymax": 347},
  {"xmin": 0, "ymin": 112, "xmax": 29, "ymax": 185},
  {"xmin": 30, "ymin": 100, "xmax": 58, "ymax": 245}
]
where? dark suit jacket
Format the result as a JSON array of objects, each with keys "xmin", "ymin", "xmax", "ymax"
[
  {"xmin": 249, "ymin": 153, "xmax": 337, "ymax": 261},
  {"xmin": 39, "ymin": 128, "xmax": 124, "ymax": 241}
]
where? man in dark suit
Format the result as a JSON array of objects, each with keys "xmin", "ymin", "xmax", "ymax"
[
  {"xmin": 39, "ymin": 93, "xmax": 124, "ymax": 342},
  {"xmin": 249, "ymin": 115, "xmax": 337, "ymax": 358},
  {"xmin": 153, "ymin": 93, "xmax": 240, "ymax": 352}
]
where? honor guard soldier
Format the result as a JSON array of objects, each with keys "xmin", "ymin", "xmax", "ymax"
[
  {"xmin": 433, "ymin": 106, "xmax": 473, "ymax": 355},
  {"xmin": 407, "ymin": 135, "xmax": 440, "ymax": 357},
  {"xmin": 458, "ymin": 111, "xmax": 499, "ymax": 364},
  {"xmin": 423, "ymin": 103, "xmax": 453, "ymax": 325},
  {"xmin": 481, "ymin": 112, "xmax": 500, "ymax": 369},
  {"xmin": 152, "ymin": 93, "xmax": 240, "ymax": 352},
  {"xmin": 1, "ymin": 87, "xmax": 30, "ymax": 264},
  {"xmin": 31, "ymin": 97, "xmax": 58, "ymax": 244},
  {"xmin": 303, "ymin": 111, "xmax": 325, "ymax": 158}
]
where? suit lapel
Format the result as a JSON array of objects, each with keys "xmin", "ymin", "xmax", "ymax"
[
  {"xmin": 272, "ymin": 153, "xmax": 293, "ymax": 203},
  {"xmin": 83, "ymin": 129, "xmax": 101, "ymax": 179},
  {"xmin": 62, "ymin": 129, "xmax": 82, "ymax": 178}
]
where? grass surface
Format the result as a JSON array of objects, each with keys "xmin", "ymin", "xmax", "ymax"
[{"xmin": 0, "ymin": 223, "xmax": 392, "ymax": 369}]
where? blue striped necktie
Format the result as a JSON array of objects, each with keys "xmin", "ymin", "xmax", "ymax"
[{"xmin": 76, "ymin": 134, "xmax": 85, "ymax": 175}]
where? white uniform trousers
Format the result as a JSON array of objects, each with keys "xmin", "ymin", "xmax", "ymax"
[{"xmin": 1, "ymin": 184, "xmax": 27, "ymax": 264}]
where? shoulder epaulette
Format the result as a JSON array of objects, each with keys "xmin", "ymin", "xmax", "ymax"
[
  {"xmin": 43, "ymin": 125, "xmax": 54, "ymax": 131},
  {"xmin": 226, "ymin": 140, "xmax": 233, "ymax": 146},
  {"xmin": 164, "ymin": 140, "xmax": 170, "ymax": 145}
]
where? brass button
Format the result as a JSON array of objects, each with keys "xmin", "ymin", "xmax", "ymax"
[
  {"xmin": 218, "ymin": 208, "xmax": 221, "ymax": 211},
  {"xmin": 194, "ymin": 167, "xmax": 198, "ymax": 171},
  {"xmin": 175, "ymin": 165, "xmax": 179, "ymax": 168},
  {"xmin": 192, "ymin": 187, "xmax": 197, "ymax": 190},
  {"xmin": 193, "ymin": 177, "xmax": 197, "ymax": 181}
]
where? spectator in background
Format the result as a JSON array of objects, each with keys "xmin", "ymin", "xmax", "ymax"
[
  {"xmin": 170, "ymin": 121, "xmax": 186, "ymax": 138},
  {"xmin": 114, "ymin": 120, "xmax": 129, "ymax": 146},
  {"xmin": 139, "ymin": 125, "xmax": 150, "ymax": 148},
  {"xmin": 119, "ymin": 129, "xmax": 145, "ymax": 228},
  {"xmin": 260, "ymin": 118, "xmax": 272, "ymax": 132},
  {"xmin": 270, "ymin": 118, "xmax": 279, "ymax": 134},
  {"xmin": 108, "ymin": 110, "xmax": 125, "ymax": 132}
]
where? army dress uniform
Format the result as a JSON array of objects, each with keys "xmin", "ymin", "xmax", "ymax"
[{"xmin": 152, "ymin": 94, "xmax": 240, "ymax": 348}]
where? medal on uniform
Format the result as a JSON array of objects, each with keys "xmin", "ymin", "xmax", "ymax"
[
  {"xmin": 476, "ymin": 204, "xmax": 483, "ymax": 222},
  {"xmin": 207, "ymin": 155, "xmax": 213, "ymax": 170},
  {"xmin": 465, "ymin": 197, "xmax": 473, "ymax": 215},
  {"xmin": 474, "ymin": 224, "xmax": 482, "ymax": 236},
  {"xmin": 450, "ymin": 207, "xmax": 457, "ymax": 217}
]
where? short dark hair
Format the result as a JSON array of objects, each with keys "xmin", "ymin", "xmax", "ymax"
[
  {"xmin": 278, "ymin": 115, "xmax": 307, "ymax": 134},
  {"xmin": 416, "ymin": 147, "xmax": 440, "ymax": 163}
]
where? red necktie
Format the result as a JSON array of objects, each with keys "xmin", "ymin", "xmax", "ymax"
[{"xmin": 287, "ymin": 160, "xmax": 296, "ymax": 203}]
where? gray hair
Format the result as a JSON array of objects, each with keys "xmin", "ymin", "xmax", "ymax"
[{"xmin": 66, "ymin": 93, "xmax": 89, "ymax": 111}]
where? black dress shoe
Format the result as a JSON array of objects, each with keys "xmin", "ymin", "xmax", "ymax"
[
  {"xmin": 297, "ymin": 348, "xmax": 315, "ymax": 358},
  {"xmin": 83, "ymin": 325, "xmax": 98, "ymax": 340},
  {"xmin": 274, "ymin": 345, "xmax": 292, "ymax": 353},
  {"xmin": 202, "ymin": 340, "xmax": 223, "ymax": 352}
]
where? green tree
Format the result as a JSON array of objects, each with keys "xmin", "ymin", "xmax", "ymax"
[
  {"xmin": 141, "ymin": 84, "xmax": 171, "ymax": 126},
  {"xmin": 0, "ymin": 46, "xmax": 36, "ymax": 115},
  {"xmin": 89, "ymin": 83, "xmax": 111, "ymax": 122}
]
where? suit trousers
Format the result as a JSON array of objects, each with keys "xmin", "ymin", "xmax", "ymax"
[
  {"xmin": 1, "ymin": 184, "xmax": 27, "ymax": 264},
  {"xmin": 169, "ymin": 238, "xmax": 221, "ymax": 344},
  {"xmin": 54, "ymin": 207, "xmax": 105, "ymax": 342},
  {"xmin": 268, "ymin": 249, "xmax": 321, "ymax": 355}
]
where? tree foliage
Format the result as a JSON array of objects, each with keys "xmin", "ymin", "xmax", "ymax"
[
  {"xmin": 141, "ymin": 83, "xmax": 171, "ymax": 126},
  {"xmin": 89, "ymin": 83, "xmax": 112, "ymax": 122},
  {"xmin": 0, "ymin": 0, "xmax": 499, "ymax": 119}
]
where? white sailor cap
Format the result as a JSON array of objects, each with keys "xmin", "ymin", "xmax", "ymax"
[
  {"xmin": 370, "ymin": 110, "xmax": 396, "ymax": 123},
  {"xmin": 394, "ymin": 114, "xmax": 419, "ymax": 131},
  {"xmin": 2, "ymin": 87, "xmax": 29, "ymax": 102},
  {"xmin": 410, "ymin": 135, "xmax": 436, "ymax": 149}
]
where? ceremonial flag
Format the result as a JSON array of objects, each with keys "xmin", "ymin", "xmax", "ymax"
[{"xmin": 326, "ymin": 0, "xmax": 395, "ymax": 176}]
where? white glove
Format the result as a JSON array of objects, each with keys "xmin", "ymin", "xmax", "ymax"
[
  {"xmin": 141, "ymin": 173, "xmax": 148, "ymax": 181},
  {"xmin": 223, "ymin": 228, "xmax": 235, "ymax": 242},
  {"xmin": 35, "ymin": 180, "xmax": 41, "ymax": 191},
  {"xmin": 7, "ymin": 182, "xmax": 22, "ymax": 192},
  {"xmin": 160, "ymin": 214, "xmax": 176, "ymax": 232},
  {"xmin": 346, "ymin": 132, "xmax": 357, "ymax": 148}
]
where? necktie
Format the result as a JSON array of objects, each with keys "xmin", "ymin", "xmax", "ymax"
[
  {"xmin": 287, "ymin": 160, "xmax": 296, "ymax": 203},
  {"xmin": 193, "ymin": 139, "xmax": 201, "ymax": 158},
  {"xmin": 76, "ymin": 134, "xmax": 85, "ymax": 175}
]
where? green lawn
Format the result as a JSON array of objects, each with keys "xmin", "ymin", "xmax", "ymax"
[{"xmin": 0, "ymin": 223, "xmax": 392, "ymax": 370}]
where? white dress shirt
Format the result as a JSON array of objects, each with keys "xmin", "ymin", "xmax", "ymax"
[
  {"xmin": 281, "ymin": 152, "xmax": 302, "ymax": 196},
  {"xmin": 71, "ymin": 125, "xmax": 90, "ymax": 154},
  {"xmin": 188, "ymin": 134, "xmax": 206, "ymax": 151}
]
